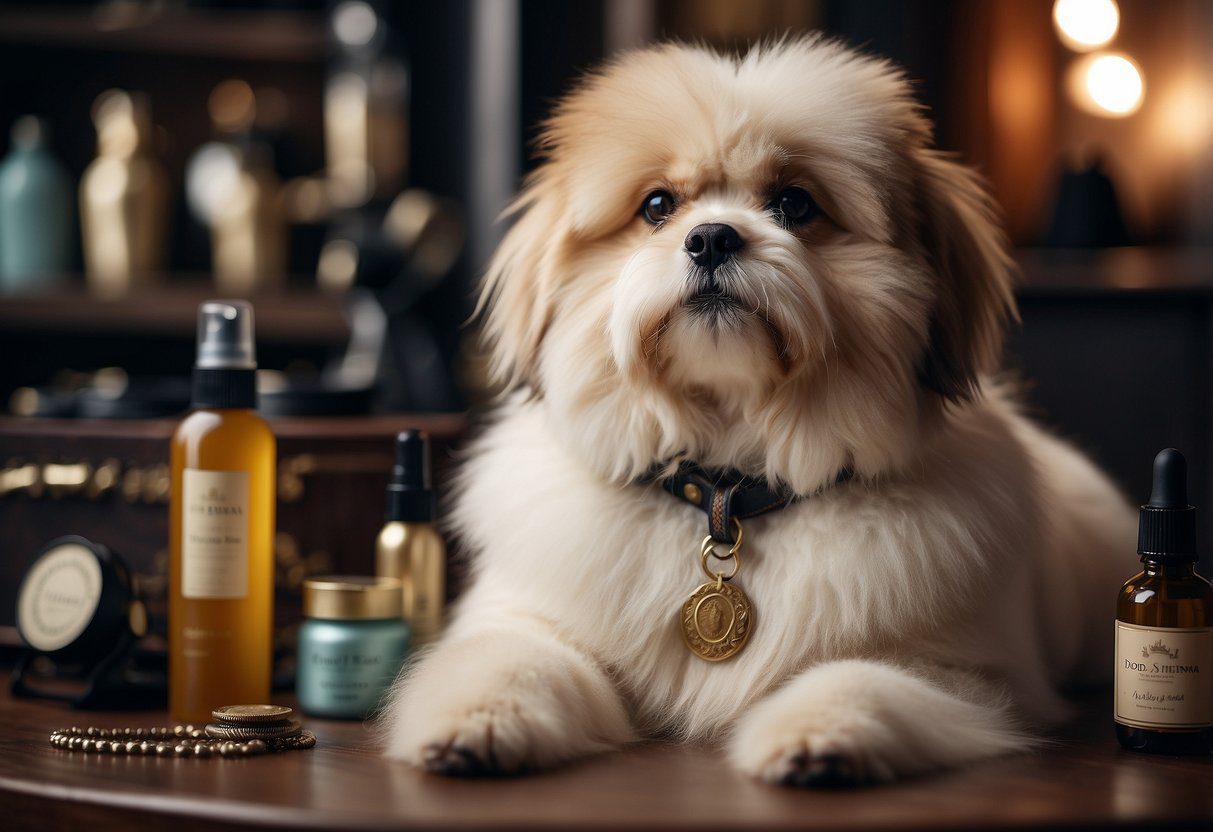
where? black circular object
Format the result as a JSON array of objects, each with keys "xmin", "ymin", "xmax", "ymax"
[{"xmin": 15, "ymin": 536, "xmax": 134, "ymax": 663}]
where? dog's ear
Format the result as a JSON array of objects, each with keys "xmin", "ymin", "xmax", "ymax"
[
  {"xmin": 476, "ymin": 172, "xmax": 564, "ymax": 390},
  {"xmin": 912, "ymin": 150, "xmax": 1017, "ymax": 401}
]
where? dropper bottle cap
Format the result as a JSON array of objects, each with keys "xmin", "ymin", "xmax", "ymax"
[
  {"xmin": 385, "ymin": 430, "xmax": 434, "ymax": 523},
  {"xmin": 1137, "ymin": 448, "xmax": 1198, "ymax": 562},
  {"xmin": 191, "ymin": 300, "xmax": 258, "ymax": 409}
]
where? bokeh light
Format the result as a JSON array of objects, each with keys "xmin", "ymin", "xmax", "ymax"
[
  {"xmin": 1053, "ymin": 0, "xmax": 1120, "ymax": 52},
  {"xmin": 1068, "ymin": 52, "xmax": 1144, "ymax": 117}
]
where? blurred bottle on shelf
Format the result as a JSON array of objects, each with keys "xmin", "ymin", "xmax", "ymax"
[
  {"xmin": 0, "ymin": 116, "xmax": 73, "ymax": 293},
  {"xmin": 1042, "ymin": 154, "xmax": 1132, "ymax": 248},
  {"xmin": 79, "ymin": 90, "xmax": 170, "ymax": 297},
  {"xmin": 315, "ymin": 188, "xmax": 464, "ymax": 410},
  {"xmin": 325, "ymin": 0, "xmax": 408, "ymax": 209},
  {"xmin": 185, "ymin": 80, "xmax": 287, "ymax": 295}
]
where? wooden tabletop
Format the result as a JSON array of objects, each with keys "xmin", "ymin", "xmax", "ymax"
[{"xmin": 1, "ymin": 681, "xmax": 1210, "ymax": 832}]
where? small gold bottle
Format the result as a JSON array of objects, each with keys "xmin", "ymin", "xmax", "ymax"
[
  {"xmin": 1115, "ymin": 448, "xmax": 1213, "ymax": 754},
  {"xmin": 376, "ymin": 431, "xmax": 445, "ymax": 647},
  {"xmin": 79, "ymin": 90, "xmax": 169, "ymax": 296},
  {"xmin": 169, "ymin": 301, "xmax": 275, "ymax": 723},
  {"xmin": 204, "ymin": 81, "xmax": 287, "ymax": 294}
]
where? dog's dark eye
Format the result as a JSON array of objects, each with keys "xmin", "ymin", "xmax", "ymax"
[
  {"xmin": 771, "ymin": 187, "xmax": 819, "ymax": 226},
  {"xmin": 641, "ymin": 190, "xmax": 677, "ymax": 225}
]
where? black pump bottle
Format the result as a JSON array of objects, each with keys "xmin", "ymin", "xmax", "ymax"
[{"xmin": 374, "ymin": 431, "xmax": 446, "ymax": 646}]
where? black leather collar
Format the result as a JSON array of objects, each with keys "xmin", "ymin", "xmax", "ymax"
[{"xmin": 647, "ymin": 461, "xmax": 852, "ymax": 544}]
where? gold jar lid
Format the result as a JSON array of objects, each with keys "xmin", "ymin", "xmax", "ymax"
[{"xmin": 302, "ymin": 576, "xmax": 402, "ymax": 621}]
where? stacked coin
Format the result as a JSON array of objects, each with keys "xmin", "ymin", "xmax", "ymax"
[{"xmin": 206, "ymin": 705, "xmax": 309, "ymax": 748}]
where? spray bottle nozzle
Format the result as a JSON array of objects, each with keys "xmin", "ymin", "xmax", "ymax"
[
  {"xmin": 386, "ymin": 430, "xmax": 434, "ymax": 522},
  {"xmin": 190, "ymin": 299, "xmax": 257, "ymax": 409},
  {"xmin": 196, "ymin": 300, "xmax": 256, "ymax": 370},
  {"xmin": 392, "ymin": 430, "xmax": 430, "ymax": 490}
]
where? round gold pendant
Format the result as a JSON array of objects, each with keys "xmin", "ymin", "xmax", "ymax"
[{"xmin": 680, "ymin": 580, "xmax": 753, "ymax": 661}]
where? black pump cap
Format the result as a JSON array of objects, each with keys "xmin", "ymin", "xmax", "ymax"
[
  {"xmin": 191, "ymin": 301, "xmax": 257, "ymax": 409},
  {"xmin": 386, "ymin": 430, "xmax": 434, "ymax": 522},
  {"xmin": 1138, "ymin": 448, "xmax": 1198, "ymax": 561}
]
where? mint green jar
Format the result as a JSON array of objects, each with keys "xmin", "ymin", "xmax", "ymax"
[{"xmin": 297, "ymin": 576, "xmax": 409, "ymax": 719}]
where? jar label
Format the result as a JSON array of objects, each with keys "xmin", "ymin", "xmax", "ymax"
[
  {"xmin": 182, "ymin": 469, "xmax": 249, "ymax": 599},
  {"xmin": 17, "ymin": 542, "xmax": 102, "ymax": 652},
  {"xmin": 297, "ymin": 625, "xmax": 407, "ymax": 718},
  {"xmin": 1115, "ymin": 621, "xmax": 1213, "ymax": 729}
]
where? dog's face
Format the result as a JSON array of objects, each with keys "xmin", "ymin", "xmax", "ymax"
[{"xmin": 480, "ymin": 38, "xmax": 1015, "ymax": 493}]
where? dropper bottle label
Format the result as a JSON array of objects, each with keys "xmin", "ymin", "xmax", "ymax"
[
  {"xmin": 1114, "ymin": 449, "xmax": 1213, "ymax": 731},
  {"xmin": 1115, "ymin": 623, "xmax": 1212, "ymax": 729}
]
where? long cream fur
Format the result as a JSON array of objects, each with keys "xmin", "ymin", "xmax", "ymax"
[{"xmin": 383, "ymin": 37, "xmax": 1137, "ymax": 784}]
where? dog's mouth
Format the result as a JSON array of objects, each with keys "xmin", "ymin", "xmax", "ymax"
[
  {"xmin": 637, "ymin": 282, "xmax": 794, "ymax": 376},
  {"xmin": 685, "ymin": 290, "xmax": 742, "ymax": 317}
]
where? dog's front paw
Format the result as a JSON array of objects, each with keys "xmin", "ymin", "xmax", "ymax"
[
  {"xmin": 383, "ymin": 627, "xmax": 635, "ymax": 775},
  {"xmin": 730, "ymin": 713, "xmax": 893, "ymax": 787},
  {"xmin": 729, "ymin": 660, "xmax": 1028, "ymax": 786},
  {"xmin": 415, "ymin": 704, "xmax": 530, "ymax": 777}
]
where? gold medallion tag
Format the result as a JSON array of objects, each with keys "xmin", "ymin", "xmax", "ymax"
[
  {"xmin": 681, "ymin": 578, "xmax": 753, "ymax": 661},
  {"xmin": 679, "ymin": 520, "xmax": 754, "ymax": 661}
]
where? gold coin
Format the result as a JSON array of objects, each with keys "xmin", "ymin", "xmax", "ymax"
[
  {"xmin": 204, "ymin": 721, "xmax": 302, "ymax": 741},
  {"xmin": 211, "ymin": 705, "xmax": 295, "ymax": 724},
  {"xmin": 680, "ymin": 581, "xmax": 753, "ymax": 661}
]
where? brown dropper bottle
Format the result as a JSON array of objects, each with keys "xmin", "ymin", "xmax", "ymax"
[{"xmin": 1115, "ymin": 448, "xmax": 1213, "ymax": 754}]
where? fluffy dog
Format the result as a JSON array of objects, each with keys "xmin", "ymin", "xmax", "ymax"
[{"xmin": 383, "ymin": 36, "xmax": 1137, "ymax": 785}]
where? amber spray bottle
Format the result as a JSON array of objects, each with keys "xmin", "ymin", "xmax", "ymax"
[
  {"xmin": 1115, "ymin": 448, "xmax": 1213, "ymax": 754},
  {"xmin": 376, "ymin": 431, "xmax": 446, "ymax": 646},
  {"xmin": 169, "ymin": 301, "xmax": 275, "ymax": 722}
]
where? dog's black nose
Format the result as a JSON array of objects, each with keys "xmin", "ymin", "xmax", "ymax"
[{"xmin": 684, "ymin": 223, "xmax": 744, "ymax": 271}]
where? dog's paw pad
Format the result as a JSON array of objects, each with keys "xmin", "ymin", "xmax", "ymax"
[
  {"xmin": 421, "ymin": 723, "xmax": 502, "ymax": 777},
  {"xmin": 422, "ymin": 740, "xmax": 502, "ymax": 777},
  {"xmin": 778, "ymin": 750, "xmax": 862, "ymax": 788}
]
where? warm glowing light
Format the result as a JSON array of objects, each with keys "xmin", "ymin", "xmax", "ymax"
[
  {"xmin": 1068, "ymin": 52, "xmax": 1144, "ymax": 117},
  {"xmin": 1053, "ymin": 0, "xmax": 1120, "ymax": 51},
  {"xmin": 1086, "ymin": 54, "xmax": 1143, "ymax": 114},
  {"xmin": 1152, "ymin": 74, "xmax": 1213, "ymax": 156}
]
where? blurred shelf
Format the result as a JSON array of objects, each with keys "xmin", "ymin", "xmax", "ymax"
[
  {"xmin": 0, "ymin": 5, "xmax": 327, "ymax": 63},
  {"xmin": 0, "ymin": 412, "xmax": 467, "ymax": 440},
  {"xmin": 0, "ymin": 279, "xmax": 349, "ymax": 344},
  {"xmin": 1016, "ymin": 246, "xmax": 1213, "ymax": 298}
]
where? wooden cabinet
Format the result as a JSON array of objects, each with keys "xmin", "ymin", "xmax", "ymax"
[{"xmin": 1012, "ymin": 248, "xmax": 1213, "ymax": 543}]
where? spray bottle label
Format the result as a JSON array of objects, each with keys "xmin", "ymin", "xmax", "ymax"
[{"xmin": 182, "ymin": 469, "xmax": 249, "ymax": 599}]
